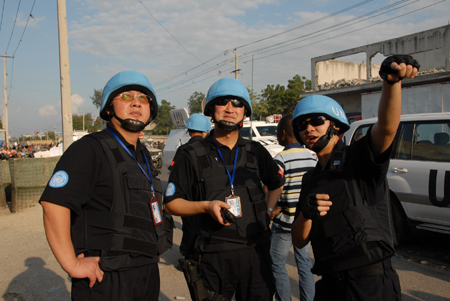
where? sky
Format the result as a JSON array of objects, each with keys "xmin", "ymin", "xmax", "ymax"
[{"xmin": 0, "ymin": 0, "xmax": 449, "ymax": 137}]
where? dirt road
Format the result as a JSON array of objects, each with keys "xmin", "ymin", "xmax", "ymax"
[{"xmin": 1, "ymin": 202, "xmax": 450, "ymax": 300}]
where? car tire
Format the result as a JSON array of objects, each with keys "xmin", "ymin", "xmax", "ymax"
[
  {"xmin": 156, "ymin": 158, "xmax": 163, "ymax": 169},
  {"xmin": 390, "ymin": 192, "xmax": 411, "ymax": 245}
]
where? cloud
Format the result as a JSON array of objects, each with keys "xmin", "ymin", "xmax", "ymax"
[
  {"xmin": 71, "ymin": 94, "xmax": 85, "ymax": 113},
  {"xmin": 67, "ymin": 0, "xmax": 450, "ymax": 111},
  {"xmin": 38, "ymin": 105, "xmax": 58, "ymax": 116}
]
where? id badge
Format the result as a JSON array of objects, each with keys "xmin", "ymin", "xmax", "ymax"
[
  {"xmin": 150, "ymin": 198, "xmax": 163, "ymax": 226},
  {"xmin": 225, "ymin": 195, "xmax": 242, "ymax": 218}
]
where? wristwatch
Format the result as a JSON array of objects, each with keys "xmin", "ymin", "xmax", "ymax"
[{"xmin": 267, "ymin": 207, "xmax": 273, "ymax": 213}]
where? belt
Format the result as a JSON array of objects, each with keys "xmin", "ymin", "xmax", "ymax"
[
  {"xmin": 325, "ymin": 258, "xmax": 392, "ymax": 279},
  {"xmin": 82, "ymin": 250, "xmax": 130, "ymax": 257}
]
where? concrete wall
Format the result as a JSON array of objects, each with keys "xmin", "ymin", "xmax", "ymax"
[
  {"xmin": 0, "ymin": 161, "xmax": 11, "ymax": 210},
  {"xmin": 0, "ymin": 157, "xmax": 60, "ymax": 213},
  {"xmin": 311, "ymin": 25, "xmax": 450, "ymax": 89},
  {"xmin": 316, "ymin": 60, "xmax": 381, "ymax": 86}
]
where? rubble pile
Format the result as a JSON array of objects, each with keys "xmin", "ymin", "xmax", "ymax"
[{"xmin": 305, "ymin": 68, "xmax": 450, "ymax": 92}]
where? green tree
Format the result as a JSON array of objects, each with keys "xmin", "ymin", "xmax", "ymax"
[
  {"xmin": 247, "ymin": 88, "xmax": 262, "ymax": 120},
  {"xmin": 258, "ymin": 74, "xmax": 311, "ymax": 117},
  {"xmin": 90, "ymin": 88, "xmax": 103, "ymax": 109},
  {"xmin": 72, "ymin": 113, "xmax": 102, "ymax": 132},
  {"xmin": 45, "ymin": 131, "xmax": 56, "ymax": 140},
  {"xmin": 287, "ymin": 74, "xmax": 311, "ymax": 91},
  {"xmin": 153, "ymin": 99, "xmax": 176, "ymax": 135},
  {"xmin": 260, "ymin": 84, "xmax": 286, "ymax": 115},
  {"xmin": 187, "ymin": 91, "xmax": 205, "ymax": 115}
]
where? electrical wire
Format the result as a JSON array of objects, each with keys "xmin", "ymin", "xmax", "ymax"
[
  {"xmin": 248, "ymin": 0, "xmax": 447, "ymax": 64},
  {"xmin": 0, "ymin": 0, "xmax": 5, "ymax": 32},
  {"xmin": 12, "ymin": 0, "xmax": 36, "ymax": 56},
  {"xmin": 152, "ymin": 0, "xmax": 378, "ymax": 91},
  {"xmin": 6, "ymin": 0, "xmax": 37, "ymax": 102},
  {"xmin": 4, "ymin": 0, "xmax": 21, "ymax": 54},
  {"xmin": 240, "ymin": 0, "xmax": 415, "ymax": 57},
  {"xmin": 235, "ymin": 0, "xmax": 374, "ymax": 50},
  {"xmin": 138, "ymin": 0, "xmax": 205, "ymax": 65},
  {"xmin": 155, "ymin": 0, "xmax": 443, "ymax": 94}
]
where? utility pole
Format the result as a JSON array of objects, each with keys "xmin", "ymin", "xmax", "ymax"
[
  {"xmin": 230, "ymin": 50, "xmax": 241, "ymax": 79},
  {"xmin": 57, "ymin": 0, "xmax": 73, "ymax": 151},
  {"xmin": 2, "ymin": 54, "xmax": 14, "ymax": 147},
  {"xmin": 235, "ymin": 50, "xmax": 238, "ymax": 80}
]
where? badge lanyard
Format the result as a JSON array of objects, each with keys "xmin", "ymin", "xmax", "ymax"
[
  {"xmin": 107, "ymin": 127, "xmax": 155, "ymax": 198},
  {"xmin": 217, "ymin": 147, "xmax": 239, "ymax": 195}
]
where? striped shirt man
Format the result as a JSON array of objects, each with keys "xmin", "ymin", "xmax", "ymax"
[{"xmin": 272, "ymin": 143, "xmax": 317, "ymax": 231}]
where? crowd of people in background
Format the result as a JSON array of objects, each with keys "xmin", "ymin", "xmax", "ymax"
[{"xmin": 0, "ymin": 142, "xmax": 62, "ymax": 160}]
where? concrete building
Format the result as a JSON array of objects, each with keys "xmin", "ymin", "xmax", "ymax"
[{"xmin": 301, "ymin": 24, "xmax": 450, "ymax": 117}]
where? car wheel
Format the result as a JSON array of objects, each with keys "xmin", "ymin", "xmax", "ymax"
[
  {"xmin": 156, "ymin": 158, "xmax": 163, "ymax": 169},
  {"xmin": 390, "ymin": 192, "xmax": 410, "ymax": 245}
]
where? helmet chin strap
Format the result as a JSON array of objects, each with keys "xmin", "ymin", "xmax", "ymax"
[
  {"xmin": 109, "ymin": 106, "xmax": 151, "ymax": 132},
  {"xmin": 216, "ymin": 119, "xmax": 244, "ymax": 131},
  {"xmin": 311, "ymin": 122, "xmax": 339, "ymax": 153}
]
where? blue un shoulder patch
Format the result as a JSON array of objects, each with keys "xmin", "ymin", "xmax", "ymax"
[
  {"xmin": 165, "ymin": 182, "xmax": 176, "ymax": 197},
  {"xmin": 49, "ymin": 170, "xmax": 69, "ymax": 188}
]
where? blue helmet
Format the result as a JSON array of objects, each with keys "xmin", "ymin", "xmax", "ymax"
[
  {"xmin": 292, "ymin": 95, "xmax": 350, "ymax": 143},
  {"xmin": 204, "ymin": 78, "xmax": 252, "ymax": 117},
  {"xmin": 185, "ymin": 113, "xmax": 211, "ymax": 133},
  {"xmin": 100, "ymin": 71, "xmax": 158, "ymax": 121}
]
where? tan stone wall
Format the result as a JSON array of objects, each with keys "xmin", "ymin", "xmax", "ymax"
[{"xmin": 316, "ymin": 60, "xmax": 381, "ymax": 86}]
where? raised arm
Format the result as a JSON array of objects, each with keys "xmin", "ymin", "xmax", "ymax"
[{"xmin": 370, "ymin": 55, "xmax": 420, "ymax": 156}]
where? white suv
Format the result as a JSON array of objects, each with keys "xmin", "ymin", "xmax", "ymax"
[{"xmin": 344, "ymin": 113, "xmax": 450, "ymax": 243}]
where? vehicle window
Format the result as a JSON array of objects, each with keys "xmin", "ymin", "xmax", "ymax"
[
  {"xmin": 395, "ymin": 123, "xmax": 414, "ymax": 159},
  {"xmin": 410, "ymin": 122, "xmax": 450, "ymax": 162},
  {"xmin": 256, "ymin": 126, "xmax": 277, "ymax": 136},
  {"xmin": 350, "ymin": 125, "xmax": 371, "ymax": 144},
  {"xmin": 239, "ymin": 127, "xmax": 257, "ymax": 138}
]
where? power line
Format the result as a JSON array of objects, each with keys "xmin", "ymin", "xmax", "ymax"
[
  {"xmin": 138, "ymin": 0, "xmax": 204, "ymax": 65},
  {"xmin": 235, "ymin": 0, "xmax": 374, "ymax": 50},
  {"xmin": 153, "ymin": 0, "xmax": 376, "ymax": 91},
  {"xmin": 157, "ymin": 66, "xmax": 236, "ymax": 96},
  {"xmin": 155, "ymin": 0, "xmax": 444, "ymax": 95},
  {"xmin": 0, "ymin": 0, "xmax": 5, "ymax": 32},
  {"xmin": 153, "ymin": 0, "xmax": 405, "ymax": 93},
  {"xmin": 248, "ymin": 0, "xmax": 447, "ymax": 64},
  {"xmin": 7, "ymin": 0, "xmax": 37, "ymax": 102},
  {"xmin": 12, "ymin": 0, "xmax": 36, "ymax": 56},
  {"xmin": 153, "ymin": 51, "xmax": 226, "ymax": 87},
  {"xmin": 240, "ymin": 0, "xmax": 418, "ymax": 59},
  {"xmin": 4, "ymin": 0, "xmax": 21, "ymax": 54}
]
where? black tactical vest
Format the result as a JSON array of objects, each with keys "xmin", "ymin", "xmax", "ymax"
[
  {"xmin": 78, "ymin": 130, "xmax": 173, "ymax": 271},
  {"xmin": 301, "ymin": 142, "xmax": 395, "ymax": 275},
  {"xmin": 185, "ymin": 139, "xmax": 270, "ymax": 251}
]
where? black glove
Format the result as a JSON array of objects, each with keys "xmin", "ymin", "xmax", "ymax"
[
  {"xmin": 379, "ymin": 55, "xmax": 420, "ymax": 85},
  {"xmin": 301, "ymin": 193, "xmax": 321, "ymax": 220}
]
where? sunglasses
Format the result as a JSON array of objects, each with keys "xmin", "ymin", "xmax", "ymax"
[
  {"xmin": 298, "ymin": 116, "xmax": 327, "ymax": 132},
  {"xmin": 215, "ymin": 98, "xmax": 244, "ymax": 108},
  {"xmin": 118, "ymin": 92, "xmax": 151, "ymax": 104}
]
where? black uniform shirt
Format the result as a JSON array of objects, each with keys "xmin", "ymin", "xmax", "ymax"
[
  {"xmin": 40, "ymin": 123, "xmax": 150, "ymax": 217},
  {"xmin": 295, "ymin": 129, "xmax": 393, "ymax": 274},
  {"xmin": 296, "ymin": 129, "xmax": 391, "ymax": 218},
  {"xmin": 165, "ymin": 130, "xmax": 284, "ymax": 204}
]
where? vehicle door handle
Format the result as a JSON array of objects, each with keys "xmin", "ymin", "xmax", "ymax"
[{"xmin": 393, "ymin": 167, "xmax": 408, "ymax": 173}]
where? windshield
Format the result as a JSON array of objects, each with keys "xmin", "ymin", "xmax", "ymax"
[{"xmin": 239, "ymin": 125, "xmax": 277, "ymax": 138}]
